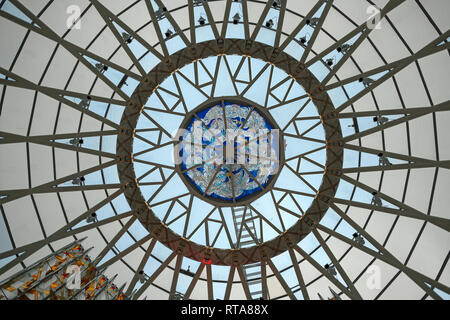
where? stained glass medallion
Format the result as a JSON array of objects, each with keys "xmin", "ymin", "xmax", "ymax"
[{"xmin": 176, "ymin": 101, "xmax": 283, "ymax": 205}]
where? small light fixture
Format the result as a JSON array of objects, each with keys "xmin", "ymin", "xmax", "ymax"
[
  {"xmin": 122, "ymin": 32, "xmax": 132, "ymax": 44},
  {"xmin": 165, "ymin": 29, "xmax": 173, "ymax": 39},
  {"xmin": 233, "ymin": 13, "xmax": 241, "ymax": 25},
  {"xmin": 86, "ymin": 212, "xmax": 97, "ymax": 223}
]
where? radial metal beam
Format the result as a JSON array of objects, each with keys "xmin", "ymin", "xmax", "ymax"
[
  {"xmin": 87, "ymin": 0, "xmax": 164, "ymax": 61},
  {"xmin": 314, "ymin": 222, "xmax": 449, "ymax": 299},
  {"xmin": 206, "ymin": 263, "xmax": 214, "ymax": 300},
  {"xmin": 134, "ymin": 251, "xmax": 178, "ymax": 300},
  {"xmin": 145, "ymin": 0, "xmax": 170, "ymax": 59},
  {"xmin": 236, "ymin": 266, "xmax": 252, "ymax": 300},
  {"xmin": 0, "ymin": 189, "xmax": 123, "ymax": 275},
  {"xmin": 301, "ymin": 161, "xmax": 450, "ymax": 175},
  {"xmin": 341, "ymin": 144, "xmax": 445, "ymax": 168},
  {"xmin": 0, "ymin": 10, "xmax": 143, "ymax": 82},
  {"xmin": 334, "ymin": 31, "xmax": 450, "ymax": 113},
  {"xmin": 266, "ymin": 258, "xmax": 297, "ymax": 300},
  {"xmin": 153, "ymin": 0, "xmax": 191, "ymax": 47},
  {"xmin": 299, "ymin": 0, "xmax": 334, "ymax": 65},
  {"xmin": 320, "ymin": 0, "xmax": 407, "ymax": 85},
  {"xmin": 288, "ymin": 248, "xmax": 310, "ymax": 300},
  {"xmin": 169, "ymin": 254, "xmax": 183, "ymax": 300},
  {"xmin": 0, "ymin": 130, "xmax": 118, "ymax": 144},
  {"xmin": 332, "ymin": 196, "xmax": 450, "ymax": 232},
  {"xmin": 260, "ymin": 261, "xmax": 269, "ymax": 300},
  {"xmin": 273, "ymin": 0, "xmax": 286, "ymax": 49},
  {"xmin": 201, "ymin": 0, "xmax": 220, "ymax": 41},
  {"xmin": 277, "ymin": 0, "xmax": 328, "ymax": 53},
  {"xmin": 224, "ymin": 265, "xmax": 236, "ymax": 300},
  {"xmin": 312, "ymin": 229, "xmax": 362, "ymax": 300},
  {"xmin": 300, "ymin": 104, "xmax": 450, "ymax": 120},
  {"xmin": 89, "ymin": 0, "xmax": 147, "ymax": 77},
  {"xmin": 326, "ymin": 202, "xmax": 449, "ymax": 299},
  {"xmin": 241, "ymin": 0, "xmax": 250, "ymax": 40},
  {"xmin": 62, "ymin": 210, "xmax": 134, "ymax": 239},
  {"xmin": 341, "ymin": 100, "xmax": 450, "ymax": 143},
  {"xmin": 337, "ymin": 174, "xmax": 450, "ymax": 232},
  {"xmin": 8, "ymin": 0, "xmax": 131, "ymax": 100},
  {"xmin": 0, "ymin": 159, "xmax": 118, "ymax": 205},
  {"xmin": 0, "ymin": 184, "xmax": 123, "ymax": 197},
  {"xmin": 0, "ymin": 131, "xmax": 117, "ymax": 159},
  {"xmin": 292, "ymin": 244, "xmax": 355, "ymax": 299},
  {"xmin": 184, "ymin": 263, "xmax": 205, "ymax": 300},
  {"xmin": 188, "ymin": 0, "xmax": 196, "ymax": 44},
  {"xmin": 304, "ymin": 0, "xmax": 406, "ymax": 69},
  {"xmin": 220, "ymin": 0, "xmax": 233, "ymax": 40},
  {"xmin": 0, "ymin": 67, "xmax": 120, "ymax": 130},
  {"xmin": 249, "ymin": 0, "xmax": 275, "ymax": 42},
  {"xmin": 94, "ymin": 215, "xmax": 140, "ymax": 268}
]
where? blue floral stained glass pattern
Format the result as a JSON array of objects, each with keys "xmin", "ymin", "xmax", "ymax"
[{"xmin": 180, "ymin": 102, "xmax": 279, "ymax": 202}]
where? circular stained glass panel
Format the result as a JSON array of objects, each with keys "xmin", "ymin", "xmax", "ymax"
[{"xmin": 178, "ymin": 101, "xmax": 281, "ymax": 204}]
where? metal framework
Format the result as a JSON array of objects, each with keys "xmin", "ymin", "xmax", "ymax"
[{"xmin": 0, "ymin": 0, "xmax": 449, "ymax": 300}]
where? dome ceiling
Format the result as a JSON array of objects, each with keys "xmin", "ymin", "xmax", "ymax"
[{"xmin": 0, "ymin": 0, "xmax": 449, "ymax": 300}]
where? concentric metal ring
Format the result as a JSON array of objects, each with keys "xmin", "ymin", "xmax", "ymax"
[{"xmin": 117, "ymin": 39, "xmax": 344, "ymax": 266}]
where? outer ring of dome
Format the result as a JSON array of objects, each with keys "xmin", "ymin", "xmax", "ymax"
[{"xmin": 117, "ymin": 39, "xmax": 344, "ymax": 266}]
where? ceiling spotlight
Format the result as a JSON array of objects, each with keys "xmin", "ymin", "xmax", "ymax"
[
  {"xmin": 266, "ymin": 19, "xmax": 274, "ymax": 29},
  {"xmin": 95, "ymin": 63, "xmax": 108, "ymax": 73},
  {"xmin": 233, "ymin": 13, "xmax": 241, "ymax": 25},
  {"xmin": 165, "ymin": 29, "xmax": 174, "ymax": 39},
  {"xmin": 72, "ymin": 176, "xmax": 85, "ymax": 186},
  {"xmin": 306, "ymin": 17, "xmax": 320, "ymax": 28},
  {"xmin": 353, "ymin": 233, "xmax": 365, "ymax": 245},
  {"xmin": 300, "ymin": 36, "xmax": 307, "ymax": 44},
  {"xmin": 122, "ymin": 32, "xmax": 132, "ymax": 44},
  {"xmin": 138, "ymin": 270, "xmax": 146, "ymax": 283},
  {"xmin": 326, "ymin": 58, "xmax": 334, "ymax": 66},
  {"xmin": 371, "ymin": 192, "xmax": 382, "ymax": 207},
  {"xmin": 198, "ymin": 16, "xmax": 206, "ymax": 26},
  {"xmin": 86, "ymin": 212, "xmax": 97, "ymax": 223},
  {"xmin": 324, "ymin": 264, "xmax": 337, "ymax": 276},
  {"xmin": 359, "ymin": 77, "xmax": 375, "ymax": 88},
  {"xmin": 337, "ymin": 43, "xmax": 351, "ymax": 55},
  {"xmin": 373, "ymin": 116, "xmax": 389, "ymax": 126},
  {"xmin": 378, "ymin": 153, "xmax": 392, "ymax": 166},
  {"xmin": 69, "ymin": 138, "xmax": 84, "ymax": 147},
  {"xmin": 79, "ymin": 96, "xmax": 91, "ymax": 109}
]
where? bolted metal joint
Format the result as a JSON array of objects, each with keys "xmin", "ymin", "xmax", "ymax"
[
  {"xmin": 244, "ymin": 40, "xmax": 253, "ymax": 53},
  {"xmin": 321, "ymin": 112, "xmax": 337, "ymax": 120},
  {"xmin": 326, "ymin": 140, "xmax": 344, "ymax": 148},
  {"xmin": 119, "ymin": 127, "xmax": 135, "ymax": 137},
  {"xmin": 270, "ymin": 48, "xmax": 280, "ymax": 61},
  {"xmin": 176, "ymin": 239, "xmax": 188, "ymax": 254},
  {"xmin": 217, "ymin": 38, "xmax": 225, "ymax": 53},
  {"xmin": 325, "ymin": 167, "xmax": 342, "ymax": 176},
  {"xmin": 117, "ymin": 154, "xmax": 133, "ymax": 163}
]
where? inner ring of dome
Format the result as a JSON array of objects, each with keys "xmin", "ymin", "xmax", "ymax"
[{"xmin": 176, "ymin": 100, "xmax": 283, "ymax": 205}]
